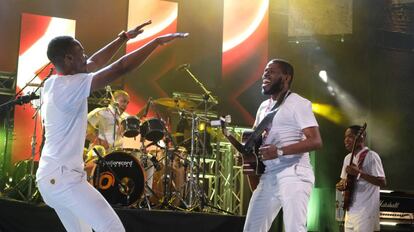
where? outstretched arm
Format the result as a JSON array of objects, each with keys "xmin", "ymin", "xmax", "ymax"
[
  {"xmin": 90, "ymin": 32, "xmax": 188, "ymax": 91},
  {"xmin": 87, "ymin": 20, "xmax": 152, "ymax": 72}
]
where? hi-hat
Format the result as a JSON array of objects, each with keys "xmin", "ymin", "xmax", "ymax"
[{"xmin": 153, "ymin": 98, "xmax": 196, "ymax": 109}]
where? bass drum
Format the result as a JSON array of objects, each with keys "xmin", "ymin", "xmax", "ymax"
[{"xmin": 92, "ymin": 150, "xmax": 145, "ymax": 207}]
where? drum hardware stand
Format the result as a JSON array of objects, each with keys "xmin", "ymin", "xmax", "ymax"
[
  {"xmin": 178, "ymin": 65, "xmax": 228, "ymax": 213},
  {"xmin": 156, "ymin": 121, "xmax": 188, "ymax": 210},
  {"xmin": 138, "ymin": 152, "xmax": 162, "ymax": 210},
  {"xmin": 92, "ymin": 148, "xmax": 132, "ymax": 206},
  {"xmin": 105, "ymin": 85, "xmax": 121, "ymax": 149}
]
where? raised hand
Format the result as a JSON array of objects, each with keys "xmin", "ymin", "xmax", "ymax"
[
  {"xmin": 155, "ymin": 32, "xmax": 189, "ymax": 45},
  {"xmin": 126, "ymin": 20, "xmax": 152, "ymax": 39}
]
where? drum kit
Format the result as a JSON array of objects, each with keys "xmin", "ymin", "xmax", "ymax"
[
  {"xmin": 2, "ymin": 64, "xmax": 225, "ymax": 213},
  {"xmin": 86, "ymin": 92, "xmax": 219, "ymax": 211}
]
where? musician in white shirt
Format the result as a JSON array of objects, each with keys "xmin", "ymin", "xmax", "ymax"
[
  {"xmin": 243, "ymin": 59, "xmax": 322, "ymax": 232},
  {"xmin": 336, "ymin": 125, "xmax": 386, "ymax": 232}
]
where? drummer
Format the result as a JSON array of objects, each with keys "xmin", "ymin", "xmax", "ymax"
[
  {"xmin": 86, "ymin": 89, "xmax": 158, "ymax": 197},
  {"xmin": 86, "ymin": 89, "xmax": 130, "ymax": 151}
]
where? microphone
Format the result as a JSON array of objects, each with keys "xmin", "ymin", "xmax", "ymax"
[
  {"xmin": 105, "ymin": 85, "xmax": 118, "ymax": 105},
  {"xmin": 142, "ymin": 97, "xmax": 152, "ymax": 118},
  {"xmin": 16, "ymin": 92, "xmax": 40, "ymax": 105},
  {"xmin": 105, "ymin": 85, "xmax": 112, "ymax": 97},
  {"xmin": 176, "ymin": 63, "xmax": 190, "ymax": 71}
]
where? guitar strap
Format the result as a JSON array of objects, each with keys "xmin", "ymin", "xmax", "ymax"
[
  {"xmin": 244, "ymin": 90, "xmax": 291, "ymax": 149},
  {"xmin": 357, "ymin": 149, "xmax": 369, "ymax": 169}
]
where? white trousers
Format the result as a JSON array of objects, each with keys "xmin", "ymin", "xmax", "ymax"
[
  {"xmin": 243, "ymin": 164, "xmax": 313, "ymax": 232},
  {"xmin": 345, "ymin": 212, "xmax": 378, "ymax": 232},
  {"xmin": 37, "ymin": 166, "xmax": 125, "ymax": 232}
]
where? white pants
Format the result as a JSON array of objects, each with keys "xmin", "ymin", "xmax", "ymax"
[
  {"xmin": 37, "ymin": 166, "xmax": 125, "ymax": 232},
  {"xmin": 243, "ymin": 164, "xmax": 313, "ymax": 232},
  {"xmin": 345, "ymin": 212, "xmax": 378, "ymax": 232}
]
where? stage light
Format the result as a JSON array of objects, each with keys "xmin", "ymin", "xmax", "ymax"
[
  {"xmin": 312, "ymin": 103, "xmax": 344, "ymax": 124},
  {"xmin": 318, "ymin": 70, "xmax": 328, "ymax": 83},
  {"xmin": 198, "ymin": 122, "xmax": 206, "ymax": 131},
  {"xmin": 327, "ymin": 85, "xmax": 336, "ymax": 96}
]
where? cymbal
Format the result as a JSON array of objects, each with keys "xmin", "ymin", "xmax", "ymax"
[{"xmin": 153, "ymin": 97, "xmax": 196, "ymax": 109}]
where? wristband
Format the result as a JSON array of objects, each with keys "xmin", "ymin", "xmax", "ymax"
[{"xmin": 118, "ymin": 31, "xmax": 129, "ymax": 40}]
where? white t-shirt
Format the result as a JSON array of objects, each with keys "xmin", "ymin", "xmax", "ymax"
[
  {"xmin": 254, "ymin": 92, "xmax": 319, "ymax": 173},
  {"xmin": 340, "ymin": 147, "xmax": 385, "ymax": 229},
  {"xmin": 36, "ymin": 73, "xmax": 93, "ymax": 180},
  {"xmin": 87, "ymin": 105, "xmax": 127, "ymax": 148}
]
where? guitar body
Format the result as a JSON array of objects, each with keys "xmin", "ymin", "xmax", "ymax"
[
  {"xmin": 241, "ymin": 130, "xmax": 264, "ymax": 191},
  {"xmin": 241, "ymin": 130, "xmax": 265, "ymax": 175},
  {"xmin": 220, "ymin": 123, "xmax": 265, "ymax": 191},
  {"xmin": 342, "ymin": 175, "xmax": 356, "ymax": 210}
]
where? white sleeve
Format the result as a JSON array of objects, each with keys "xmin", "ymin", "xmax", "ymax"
[
  {"xmin": 294, "ymin": 100, "xmax": 318, "ymax": 130},
  {"xmin": 367, "ymin": 152, "xmax": 385, "ymax": 178},
  {"xmin": 53, "ymin": 73, "xmax": 93, "ymax": 111}
]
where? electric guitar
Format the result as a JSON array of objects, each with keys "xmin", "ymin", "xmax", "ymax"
[
  {"xmin": 342, "ymin": 123, "xmax": 367, "ymax": 211},
  {"xmin": 220, "ymin": 119, "xmax": 264, "ymax": 190}
]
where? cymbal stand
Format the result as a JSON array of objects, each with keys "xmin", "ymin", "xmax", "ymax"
[{"xmin": 27, "ymin": 101, "xmax": 41, "ymax": 201}]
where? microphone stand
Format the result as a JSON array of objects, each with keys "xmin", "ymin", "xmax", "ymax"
[
  {"xmin": 0, "ymin": 67, "xmax": 52, "ymax": 203},
  {"xmin": 26, "ymin": 68, "xmax": 54, "ymax": 202},
  {"xmin": 180, "ymin": 66, "xmax": 218, "ymax": 106},
  {"xmin": 15, "ymin": 61, "xmax": 51, "ymax": 97},
  {"xmin": 179, "ymin": 66, "xmax": 227, "ymax": 213}
]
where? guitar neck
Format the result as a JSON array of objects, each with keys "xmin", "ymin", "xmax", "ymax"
[{"xmin": 223, "ymin": 131, "xmax": 246, "ymax": 155}]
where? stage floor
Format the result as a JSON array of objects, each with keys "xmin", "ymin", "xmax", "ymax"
[{"xmin": 0, "ymin": 197, "xmax": 245, "ymax": 232}]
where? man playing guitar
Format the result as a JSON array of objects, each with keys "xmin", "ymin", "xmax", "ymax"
[
  {"xmin": 336, "ymin": 125, "xmax": 386, "ymax": 232},
  {"xmin": 241, "ymin": 59, "xmax": 323, "ymax": 232}
]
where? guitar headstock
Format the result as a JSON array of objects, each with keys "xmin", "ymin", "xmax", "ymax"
[
  {"xmin": 213, "ymin": 115, "xmax": 232, "ymax": 136},
  {"xmin": 357, "ymin": 123, "xmax": 367, "ymax": 138},
  {"xmin": 351, "ymin": 122, "xmax": 367, "ymax": 153}
]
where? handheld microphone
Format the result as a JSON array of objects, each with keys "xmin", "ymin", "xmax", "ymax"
[{"xmin": 176, "ymin": 63, "xmax": 190, "ymax": 71}]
